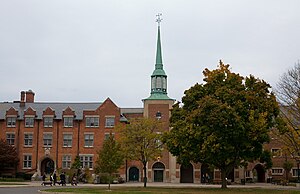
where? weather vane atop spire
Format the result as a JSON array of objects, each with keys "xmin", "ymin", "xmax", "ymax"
[{"xmin": 156, "ymin": 13, "xmax": 162, "ymax": 26}]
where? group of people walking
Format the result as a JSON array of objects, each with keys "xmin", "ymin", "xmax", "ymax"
[{"xmin": 41, "ymin": 171, "xmax": 77, "ymax": 186}]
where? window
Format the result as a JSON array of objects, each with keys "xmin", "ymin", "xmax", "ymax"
[
  {"xmin": 245, "ymin": 170, "xmax": 251, "ymax": 178},
  {"xmin": 86, "ymin": 117, "xmax": 99, "ymax": 127},
  {"xmin": 293, "ymin": 168, "xmax": 300, "ymax": 177},
  {"xmin": 64, "ymin": 117, "xmax": 73, "ymax": 127},
  {"xmin": 6, "ymin": 117, "xmax": 16, "ymax": 127},
  {"xmin": 156, "ymin": 111, "xmax": 162, "ymax": 119},
  {"xmin": 271, "ymin": 148, "xmax": 282, "ymax": 157},
  {"xmin": 63, "ymin": 134, "xmax": 72, "ymax": 147},
  {"xmin": 105, "ymin": 116, "xmax": 115, "ymax": 127},
  {"xmin": 104, "ymin": 133, "xmax": 115, "ymax": 140},
  {"xmin": 80, "ymin": 155, "xmax": 93, "ymax": 169},
  {"xmin": 162, "ymin": 77, "xmax": 167, "ymax": 90},
  {"xmin": 23, "ymin": 155, "xmax": 32, "ymax": 169},
  {"xmin": 44, "ymin": 117, "xmax": 53, "ymax": 127},
  {"xmin": 62, "ymin": 155, "xmax": 71, "ymax": 169},
  {"xmin": 151, "ymin": 77, "xmax": 156, "ymax": 90},
  {"xmin": 157, "ymin": 77, "xmax": 162, "ymax": 88},
  {"xmin": 84, "ymin": 134, "xmax": 94, "ymax": 147},
  {"xmin": 6, "ymin": 133, "xmax": 15, "ymax": 145},
  {"xmin": 272, "ymin": 168, "xmax": 284, "ymax": 175},
  {"xmin": 43, "ymin": 133, "xmax": 52, "ymax": 147},
  {"xmin": 25, "ymin": 117, "xmax": 34, "ymax": 127},
  {"xmin": 24, "ymin": 133, "xmax": 33, "ymax": 146}
]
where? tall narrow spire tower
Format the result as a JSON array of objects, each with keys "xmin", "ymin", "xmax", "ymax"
[
  {"xmin": 142, "ymin": 14, "xmax": 176, "ymax": 183},
  {"xmin": 144, "ymin": 13, "xmax": 172, "ymax": 100}
]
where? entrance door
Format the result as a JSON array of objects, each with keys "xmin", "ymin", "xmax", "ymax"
[
  {"xmin": 41, "ymin": 158, "xmax": 54, "ymax": 175},
  {"xmin": 180, "ymin": 163, "xmax": 194, "ymax": 183},
  {"xmin": 154, "ymin": 170, "xmax": 164, "ymax": 182},
  {"xmin": 254, "ymin": 164, "xmax": 265, "ymax": 182},
  {"xmin": 129, "ymin": 167, "xmax": 139, "ymax": 182},
  {"xmin": 152, "ymin": 162, "xmax": 165, "ymax": 182}
]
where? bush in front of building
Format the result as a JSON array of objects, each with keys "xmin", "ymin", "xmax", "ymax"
[{"xmin": 15, "ymin": 172, "xmax": 33, "ymax": 180}]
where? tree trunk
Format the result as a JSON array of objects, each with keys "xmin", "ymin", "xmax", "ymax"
[
  {"xmin": 221, "ymin": 169, "xmax": 227, "ymax": 189},
  {"xmin": 143, "ymin": 162, "xmax": 147, "ymax": 187},
  {"xmin": 108, "ymin": 174, "xmax": 111, "ymax": 191}
]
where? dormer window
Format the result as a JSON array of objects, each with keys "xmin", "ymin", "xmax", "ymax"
[
  {"xmin": 6, "ymin": 117, "xmax": 16, "ymax": 127},
  {"xmin": 44, "ymin": 116, "xmax": 53, "ymax": 128},
  {"xmin": 63, "ymin": 116, "xmax": 73, "ymax": 127},
  {"xmin": 25, "ymin": 117, "xmax": 34, "ymax": 128}
]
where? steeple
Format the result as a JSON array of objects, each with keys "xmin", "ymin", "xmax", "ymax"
[
  {"xmin": 144, "ymin": 13, "xmax": 172, "ymax": 101},
  {"xmin": 155, "ymin": 19, "xmax": 163, "ymax": 68}
]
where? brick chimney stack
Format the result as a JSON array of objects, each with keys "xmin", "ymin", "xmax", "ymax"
[
  {"xmin": 25, "ymin": 90, "xmax": 35, "ymax": 103},
  {"xmin": 20, "ymin": 91, "xmax": 25, "ymax": 107}
]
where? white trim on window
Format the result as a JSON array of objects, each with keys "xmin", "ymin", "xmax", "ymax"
[
  {"xmin": 63, "ymin": 116, "xmax": 74, "ymax": 127},
  {"xmin": 84, "ymin": 133, "xmax": 94, "ymax": 148},
  {"xmin": 6, "ymin": 132, "xmax": 15, "ymax": 145},
  {"xmin": 271, "ymin": 148, "xmax": 282, "ymax": 157},
  {"xmin": 105, "ymin": 116, "xmax": 115, "ymax": 128},
  {"xmin": 272, "ymin": 168, "xmax": 284, "ymax": 175},
  {"xmin": 23, "ymin": 154, "xmax": 32, "ymax": 169},
  {"xmin": 24, "ymin": 132, "xmax": 33, "ymax": 147},
  {"xmin": 79, "ymin": 154, "xmax": 94, "ymax": 170},
  {"xmin": 6, "ymin": 116, "xmax": 17, "ymax": 127}
]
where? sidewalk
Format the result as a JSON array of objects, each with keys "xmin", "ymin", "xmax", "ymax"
[{"xmin": 0, "ymin": 181, "xmax": 299, "ymax": 190}]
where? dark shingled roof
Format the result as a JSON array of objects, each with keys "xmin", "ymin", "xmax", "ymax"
[
  {"xmin": 0, "ymin": 102, "xmax": 102, "ymax": 120},
  {"xmin": 0, "ymin": 102, "xmax": 145, "ymax": 121}
]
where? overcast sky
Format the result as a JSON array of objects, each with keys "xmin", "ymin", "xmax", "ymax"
[{"xmin": 0, "ymin": 0, "xmax": 299, "ymax": 107}]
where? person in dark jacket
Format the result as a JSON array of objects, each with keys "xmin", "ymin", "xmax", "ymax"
[
  {"xmin": 59, "ymin": 172, "xmax": 66, "ymax": 186},
  {"xmin": 42, "ymin": 173, "xmax": 46, "ymax": 181},
  {"xmin": 52, "ymin": 171, "xmax": 57, "ymax": 185}
]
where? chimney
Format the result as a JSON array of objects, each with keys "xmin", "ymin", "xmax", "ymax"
[
  {"xmin": 25, "ymin": 90, "xmax": 35, "ymax": 103},
  {"xmin": 20, "ymin": 91, "xmax": 25, "ymax": 107}
]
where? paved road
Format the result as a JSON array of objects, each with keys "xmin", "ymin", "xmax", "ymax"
[{"xmin": 0, "ymin": 182, "xmax": 299, "ymax": 193}]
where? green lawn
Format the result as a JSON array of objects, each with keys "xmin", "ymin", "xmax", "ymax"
[{"xmin": 44, "ymin": 187, "xmax": 300, "ymax": 194}]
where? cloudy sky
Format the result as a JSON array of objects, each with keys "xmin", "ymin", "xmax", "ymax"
[{"xmin": 0, "ymin": 0, "xmax": 299, "ymax": 107}]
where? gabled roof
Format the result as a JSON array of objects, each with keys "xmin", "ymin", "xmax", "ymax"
[
  {"xmin": 0, "ymin": 102, "xmax": 102, "ymax": 120},
  {"xmin": 0, "ymin": 101, "xmax": 145, "ymax": 121}
]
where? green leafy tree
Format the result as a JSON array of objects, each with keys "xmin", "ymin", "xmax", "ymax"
[
  {"xmin": 283, "ymin": 159, "xmax": 293, "ymax": 182},
  {"xmin": 163, "ymin": 61, "xmax": 279, "ymax": 188},
  {"xmin": 95, "ymin": 133, "xmax": 124, "ymax": 190},
  {"xmin": 0, "ymin": 139, "xmax": 19, "ymax": 176},
  {"xmin": 118, "ymin": 118, "xmax": 163, "ymax": 187},
  {"xmin": 71, "ymin": 155, "xmax": 81, "ymax": 176}
]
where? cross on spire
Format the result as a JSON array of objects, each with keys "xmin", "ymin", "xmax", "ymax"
[{"xmin": 156, "ymin": 13, "xmax": 162, "ymax": 26}]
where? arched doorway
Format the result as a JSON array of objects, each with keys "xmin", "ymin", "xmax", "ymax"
[
  {"xmin": 201, "ymin": 163, "xmax": 213, "ymax": 183},
  {"xmin": 180, "ymin": 163, "xmax": 194, "ymax": 183},
  {"xmin": 129, "ymin": 167, "xmax": 139, "ymax": 182},
  {"xmin": 253, "ymin": 164, "xmax": 265, "ymax": 182},
  {"xmin": 41, "ymin": 158, "xmax": 54, "ymax": 175},
  {"xmin": 152, "ymin": 162, "xmax": 165, "ymax": 182}
]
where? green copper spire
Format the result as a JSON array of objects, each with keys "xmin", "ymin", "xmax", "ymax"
[
  {"xmin": 155, "ymin": 25, "xmax": 163, "ymax": 68},
  {"xmin": 144, "ymin": 13, "xmax": 172, "ymax": 101}
]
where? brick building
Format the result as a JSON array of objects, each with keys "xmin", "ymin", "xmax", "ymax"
[{"xmin": 0, "ymin": 19, "xmax": 298, "ymax": 183}]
